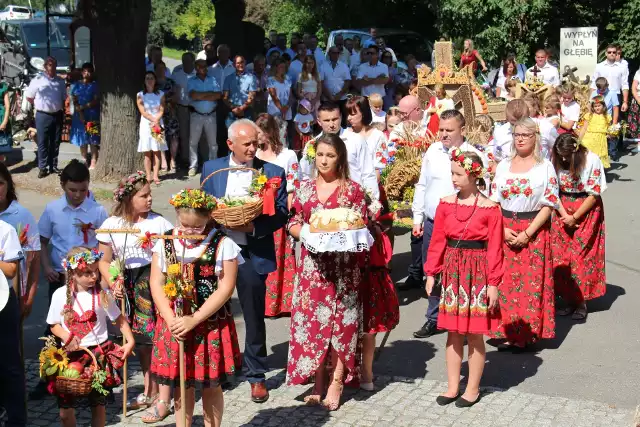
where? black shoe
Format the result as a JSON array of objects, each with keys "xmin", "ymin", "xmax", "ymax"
[
  {"xmin": 50, "ymin": 167, "xmax": 62, "ymax": 175},
  {"xmin": 413, "ymin": 320, "xmax": 438, "ymax": 338},
  {"xmin": 38, "ymin": 169, "xmax": 49, "ymax": 179},
  {"xmin": 397, "ymin": 276, "xmax": 423, "ymax": 291},
  {"xmin": 436, "ymin": 393, "xmax": 460, "ymax": 406},
  {"xmin": 28, "ymin": 381, "xmax": 49, "ymax": 400},
  {"xmin": 497, "ymin": 343, "xmax": 526, "ymax": 353},
  {"xmin": 455, "ymin": 393, "xmax": 481, "ymax": 408}
]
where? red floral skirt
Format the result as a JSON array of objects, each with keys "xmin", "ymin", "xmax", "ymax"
[
  {"xmin": 552, "ymin": 195, "xmax": 606, "ymax": 304},
  {"xmin": 491, "ymin": 217, "xmax": 555, "ymax": 346},
  {"xmin": 55, "ymin": 340, "xmax": 123, "ymax": 409},
  {"xmin": 363, "ymin": 233, "xmax": 399, "ymax": 334},
  {"xmin": 265, "ymin": 227, "xmax": 296, "ymax": 317},
  {"xmin": 150, "ymin": 313, "xmax": 241, "ymax": 388},
  {"xmin": 438, "ymin": 247, "xmax": 501, "ymax": 335}
]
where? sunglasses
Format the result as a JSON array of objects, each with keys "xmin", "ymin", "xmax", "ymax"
[{"xmin": 606, "ymin": 51, "xmax": 617, "ymax": 54}]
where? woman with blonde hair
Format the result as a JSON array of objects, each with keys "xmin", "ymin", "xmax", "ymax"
[
  {"xmin": 297, "ymin": 56, "xmax": 322, "ymax": 114},
  {"xmin": 489, "ymin": 117, "xmax": 559, "ymax": 351},
  {"xmin": 459, "ymin": 39, "xmax": 488, "ymax": 75}
]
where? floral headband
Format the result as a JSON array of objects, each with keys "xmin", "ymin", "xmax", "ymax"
[
  {"xmin": 591, "ymin": 95, "xmax": 606, "ymax": 105},
  {"xmin": 62, "ymin": 248, "xmax": 103, "ymax": 271},
  {"xmin": 114, "ymin": 171, "xmax": 147, "ymax": 202},
  {"xmin": 169, "ymin": 189, "xmax": 217, "ymax": 210},
  {"xmin": 450, "ymin": 147, "xmax": 486, "ymax": 177}
]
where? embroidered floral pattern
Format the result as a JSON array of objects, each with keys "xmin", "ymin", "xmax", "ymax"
[{"xmin": 499, "ymin": 178, "xmax": 533, "ymax": 200}]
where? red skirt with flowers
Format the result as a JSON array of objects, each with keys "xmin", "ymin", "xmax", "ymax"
[
  {"xmin": 265, "ymin": 227, "xmax": 296, "ymax": 317},
  {"xmin": 491, "ymin": 217, "xmax": 555, "ymax": 346},
  {"xmin": 55, "ymin": 340, "xmax": 123, "ymax": 408},
  {"xmin": 552, "ymin": 194, "xmax": 606, "ymax": 304},
  {"xmin": 293, "ymin": 132, "xmax": 313, "ymax": 155},
  {"xmin": 150, "ymin": 312, "xmax": 241, "ymax": 388},
  {"xmin": 438, "ymin": 247, "xmax": 501, "ymax": 335},
  {"xmin": 363, "ymin": 233, "xmax": 399, "ymax": 333}
]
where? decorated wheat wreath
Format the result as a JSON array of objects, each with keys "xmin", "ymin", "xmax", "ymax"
[{"xmin": 199, "ymin": 167, "xmax": 283, "ymax": 227}]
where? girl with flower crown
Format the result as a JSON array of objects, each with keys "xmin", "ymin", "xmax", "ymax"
[
  {"xmin": 46, "ymin": 246, "xmax": 135, "ymax": 427},
  {"xmin": 149, "ymin": 189, "xmax": 243, "ymax": 427},
  {"xmin": 96, "ymin": 171, "xmax": 173, "ymax": 422},
  {"xmin": 425, "ymin": 148, "xmax": 503, "ymax": 408}
]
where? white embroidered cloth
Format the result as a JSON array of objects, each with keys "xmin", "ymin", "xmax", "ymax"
[{"xmin": 300, "ymin": 224, "xmax": 374, "ymax": 253}]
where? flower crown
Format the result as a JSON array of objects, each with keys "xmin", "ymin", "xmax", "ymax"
[
  {"xmin": 450, "ymin": 147, "xmax": 486, "ymax": 177},
  {"xmin": 114, "ymin": 171, "xmax": 147, "ymax": 202},
  {"xmin": 169, "ymin": 189, "xmax": 217, "ymax": 210},
  {"xmin": 591, "ymin": 95, "xmax": 606, "ymax": 105},
  {"xmin": 61, "ymin": 248, "xmax": 103, "ymax": 271}
]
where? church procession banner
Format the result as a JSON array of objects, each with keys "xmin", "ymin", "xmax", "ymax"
[{"xmin": 560, "ymin": 27, "xmax": 598, "ymax": 81}]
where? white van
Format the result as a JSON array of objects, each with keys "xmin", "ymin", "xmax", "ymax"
[{"xmin": 0, "ymin": 5, "xmax": 32, "ymax": 21}]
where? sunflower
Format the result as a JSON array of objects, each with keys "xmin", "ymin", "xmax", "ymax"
[
  {"xmin": 167, "ymin": 263, "xmax": 181, "ymax": 276},
  {"xmin": 45, "ymin": 347, "xmax": 69, "ymax": 371},
  {"xmin": 257, "ymin": 175, "xmax": 268, "ymax": 185},
  {"xmin": 163, "ymin": 282, "xmax": 178, "ymax": 299}
]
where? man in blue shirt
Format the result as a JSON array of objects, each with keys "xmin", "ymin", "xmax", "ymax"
[
  {"xmin": 187, "ymin": 59, "xmax": 222, "ymax": 176},
  {"xmin": 223, "ymin": 56, "xmax": 257, "ymax": 126}
]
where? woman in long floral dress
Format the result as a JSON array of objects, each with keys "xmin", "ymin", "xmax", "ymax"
[
  {"xmin": 489, "ymin": 118, "xmax": 559, "ymax": 351},
  {"xmin": 256, "ymin": 113, "xmax": 299, "ymax": 316},
  {"xmin": 287, "ymin": 133, "xmax": 367, "ymax": 411},
  {"xmin": 551, "ymin": 134, "xmax": 606, "ymax": 321}
]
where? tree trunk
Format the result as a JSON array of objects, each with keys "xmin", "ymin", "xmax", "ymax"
[{"xmin": 81, "ymin": 0, "xmax": 152, "ymax": 181}]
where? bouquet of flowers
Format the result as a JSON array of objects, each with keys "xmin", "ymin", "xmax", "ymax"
[
  {"xmin": 163, "ymin": 262, "xmax": 196, "ymax": 315},
  {"xmin": 85, "ymin": 121, "xmax": 100, "ymax": 136},
  {"xmin": 607, "ymin": 123, "xmax": 622, "ymax": 138},
  {"xmin": 303, "ymin": 140, "xmax": 316, "ymax": 164},
  {"xmin": 150, "ymin": 123, "xmax": 164, "ymax": 142}
]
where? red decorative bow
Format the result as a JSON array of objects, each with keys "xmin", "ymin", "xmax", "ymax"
[
  {"xmin": 74, "ymin": 220, "xmax": 94, "ymax": 244},
  {"xmin": 262, "ymin": 177, "xmax": 282, "ymax": 216},
  {"xmin": 137, "ymin": 231, "xmax": 157, "ymax": 251},
  {"xmin": 18, "ymin": 223, "xmax": 29, "ymax": 247}
]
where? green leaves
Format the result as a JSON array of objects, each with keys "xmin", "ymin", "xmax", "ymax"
[{"xmin": 172, "ymin": 0, "xmax": 216, "ymax": 40}]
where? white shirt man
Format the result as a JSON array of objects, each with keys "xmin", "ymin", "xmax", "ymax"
[
  {"xmin": 526, "ymin": 51, "xmax": 560, "ymax": 86},
  {"xmin": 299, "ymin": 128, "xmax": 379, "ymax": 200},
  {"xmin": 172, "ymin": 63, "xmax": 197, "ymax": 107},
  {"xmin": 357, "ymin": 49, "xmax": 389, "ymax": 98},
  {"xmin": 321, "ymin": 56, "xmax": 351, "ymax": 101},
  {"xmin": 592, "ymin": 59, "xmax": 629, "ymax": 96},
  {"xmin": 208, "ymin": 60, "xmax": 236, "ymax": 90}
]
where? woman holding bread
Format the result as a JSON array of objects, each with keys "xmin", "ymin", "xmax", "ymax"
[{"xmin": 286, "ymin": 133, "xmax": 368, "ymax": 411}]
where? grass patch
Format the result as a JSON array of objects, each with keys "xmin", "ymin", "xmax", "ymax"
[
  {"xmin": 163, "ymin": 47, "xmax": 187, "ymax": 60},
  {"xmin": 92, "ymin": 188, "xmax": 115, "ymax": 201}
]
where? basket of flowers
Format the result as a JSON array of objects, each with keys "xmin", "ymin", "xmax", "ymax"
[
  {"xmin": 85, "ymin": 121, "xmax": 100, "ymax": 137},
  {"xmin": 199, "ymin": 167, "xmax": 282, "ymax": 227}
]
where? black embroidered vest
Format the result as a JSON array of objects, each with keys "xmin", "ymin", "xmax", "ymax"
[{"xmin": 163, "ymin": 229, "xmax": 232, "ymax": 321}]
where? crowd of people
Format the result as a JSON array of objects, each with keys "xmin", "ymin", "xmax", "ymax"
[{"xmin": 0, "ymin": 29, "xmax": 633, "ymax": 427}]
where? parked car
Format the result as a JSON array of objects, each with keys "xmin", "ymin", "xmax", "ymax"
[
  {"xmin": 0, "ymin": 18, "xmax": 71, "ymax": 80},
  {"xmin": 326, "ymin": 29, "xmax": 433, "ymax": 65},
  {"xmin": 0, "ymin": 5, "xmax": 32, "ymax": 21}
]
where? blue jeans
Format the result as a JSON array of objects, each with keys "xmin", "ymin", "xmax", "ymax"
[
  {"xmin": 607, "ymin": 137, "xmax": 618, "ymax": 160},
  {"xmin": 421, "ymin": 219, "xmax": 440, "ymax": 322}
]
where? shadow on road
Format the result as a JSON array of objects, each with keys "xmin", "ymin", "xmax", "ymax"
[
  {"xmin": 243, "ymin": 404, "xmax": 332, "ymax": 427},
  {"xmin": 587, "ymin": 283, "xmax": 626, "ymax": 313},
  {"xmin": 373, "ymin": 338, "xmax": 437, "ymax": 379},
  {"xmin": 473, "ymin": 349, "xmax": 543, "ymax": 391}
]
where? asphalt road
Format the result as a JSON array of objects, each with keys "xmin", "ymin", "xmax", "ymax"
[{"xmin": 17, "ymin": 144, "xmax": 640, "ymax": 410}]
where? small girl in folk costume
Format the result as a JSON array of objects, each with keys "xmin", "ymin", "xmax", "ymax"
[
  {"xmin": 551, "ymin": 134, "xmax": 606, "ymax": 321},
  {"xmin": 292, "ymin": 99, "xmax": 314, "ymax": 157},
  {"xmin": 425, "ymin": 149, "xmax": 503, "ymax": 408},
  {"xmin": 46, "ymin": 247, "xmax": 135, "ymax": 427},
  {"xmin": 424, "ymin": 84, "xmax": 455, "ymax": 137},
  {"xmin": 578, "ymin": 96, "xmax": 611, "ymax": 169},
  {"xmin": 149, "ymin": 189, "xmax": 243, "ymax": 427},
  {"xmin": 96, "ymin": 171, "xmax": 173, "ymax": 422}
]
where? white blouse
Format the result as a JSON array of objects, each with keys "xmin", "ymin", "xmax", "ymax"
[
  {"xmin": 47, "ymin": 287, "xmax": 121, "ymax": 347},
  {"xmin": 490, "ymin": 158, "xmax": 559, "ymax": 212},
  {"xmin": 557, "ymin": 151, "xmax": 607, "ymax": 196},
  {"xmin": 152, "ymin": 228, "xmax": 245, "ymax": 276},
  {"xmin": 97, "ymin": 213, "xmax": 174, "ymax": 269},
  {"xmin": 345, "ymin": 128, "xmax": 390, "ymax": 171}
]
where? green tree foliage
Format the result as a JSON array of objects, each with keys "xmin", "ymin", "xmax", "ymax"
[
  {"xmin": 148, "ymin": 0, "xmax": 185, "ymax": 45},
  {"xmin": 172, "ymin": 0, "xmax": 216, "ymax": 40}
]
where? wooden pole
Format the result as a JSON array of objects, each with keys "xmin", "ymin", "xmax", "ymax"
[
  {"xmin": 179, "ymin": 341, "xmax": 186, "ymax": 427},
  {"xmin": 121, "ymin": 295, "xmax": 127, "ymax": 418}
]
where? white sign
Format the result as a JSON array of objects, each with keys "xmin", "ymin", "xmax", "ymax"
[
  {"xmin": 560, "ymin": 27, "xmax": 598, "ymax": 81},
  {"xmin": 74, "ymin": 26, "xmax": 91, "ymax": 69}
]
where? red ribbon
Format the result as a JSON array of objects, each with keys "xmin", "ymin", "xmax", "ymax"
[
  {"xmin": 18, "ymin": 223, "xmax": 29, "ymax": 247},
  {"xmin": 140, "ymin": 231, "xmax": 157, "ymax": 250},
  {"xmin": 262, "ymin": 177, "xmax": 282, "ymax": 216},
  {"xmin": 76, "ymin": 222, "xmax": 94, "ymax": 244}
]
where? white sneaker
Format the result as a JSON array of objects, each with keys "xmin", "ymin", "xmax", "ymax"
[{"xmin": 188, "ymin": 168, "xmax": 197, "ymax": 177}]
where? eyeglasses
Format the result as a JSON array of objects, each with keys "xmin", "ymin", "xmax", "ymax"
[
  {"xmin": 513, "ymin": 133, "xmax": 535, "ymax": 139},
  {"xmin": 606, "ymin": 50, "xmax": 617, "ymax": 54}
]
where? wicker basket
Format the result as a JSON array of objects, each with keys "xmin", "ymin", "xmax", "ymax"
[
  {"xmin": 55, "ymin": 347, "xmax": 98, "ymax": 397},
  {"xmin": 201, "ymin": 167, "xmax": 264, "ymax": 227}
]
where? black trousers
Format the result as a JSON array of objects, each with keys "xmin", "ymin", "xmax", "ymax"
[
  {"xmin": 236, "ymin": 247, "xmax": 268, "ymax": 383},
  {"xmin": 0, "ymin": 288, "xmax": 27, "ymax": 426},
  {"xmin": 35, "ymin": 110, "xmax": 63, "ymax": 171}
]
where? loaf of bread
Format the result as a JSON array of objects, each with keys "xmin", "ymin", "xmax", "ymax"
[{"xmin": 309, "ymin": 208, "xmax": 365, "ymax": 233}]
